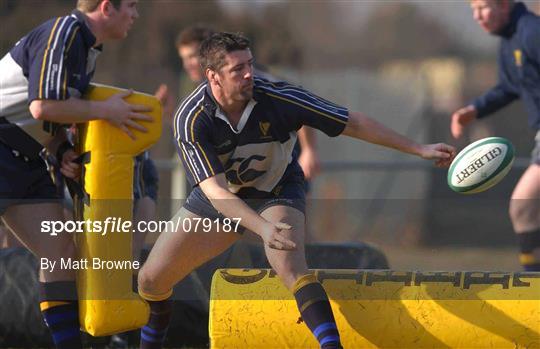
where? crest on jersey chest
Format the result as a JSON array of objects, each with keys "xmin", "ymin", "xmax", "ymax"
[
  {"xmin": 514, "ymin": 49, "xmax": 523, "ymax": 67},
  {"xmin": 259, "ymin": 121, "xmax": 272, "ymax": 140}
]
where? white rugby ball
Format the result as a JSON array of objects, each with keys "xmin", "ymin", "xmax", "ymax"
[{"xmin": 448, "ymin": 137, "xmax": 514, "ymax": 194}]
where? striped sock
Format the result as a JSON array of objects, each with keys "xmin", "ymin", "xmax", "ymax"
[
  {"xmin": 140, "ymin": 299, "xmax": 172, "ymax": 349},
  {"xmin": 39, "ymin": 281, "xmax": 81, "ymax": 349},
  {"xmin": 293, "ymin": 274, "xmax": 341, "ymax": 349},
  {"xmin": 518, "ymin": 229, "xmax": 540, "ymax": 271}
]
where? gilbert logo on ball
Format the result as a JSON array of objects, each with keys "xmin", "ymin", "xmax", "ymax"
[{"xmin": 448, "ymin": 137, "xmax": 514, "ymax": 194}]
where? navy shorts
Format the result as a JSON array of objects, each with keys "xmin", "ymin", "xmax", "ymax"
[
  {"xmin": 532, "ymin": 130, "xmax": 540, "ymax": 165},
  {"xmin": 133, "ymin": 153, "xmax": 159, "ymax": 202},
  {"xmin": 0, "ymin": 142, "xmax": 59, "ymax": 215},
  {"xmin": 184, "ymin": 174, "xmax": 306, "ymax": 234}
]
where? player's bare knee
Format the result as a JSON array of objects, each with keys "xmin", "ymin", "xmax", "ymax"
[
  {"xmin": 137, "ymin": 267, "xmax": 166, "ymax": 296},
  {"xmin": 277, "ymin": 269, "xmax": 310, "ymax": 291},
  {"xmin": 268, "ymin": 255, "xmax": 308, "ymax": 290}
]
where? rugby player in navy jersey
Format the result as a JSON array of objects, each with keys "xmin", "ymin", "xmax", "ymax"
[
  {"xmin": 138, "ymin": 32, "xmax": 455, "ymax": 349},
  {"xmin": 451, "ymin": 0, "xmax": 540, "ymax": 271},
  {"xmin": 171, "ymin": 24, "xmax": 321, "ymax": 181},
  {"xmin": 0, "ymin": 1, "xmax": 149, "ymax": 347}
]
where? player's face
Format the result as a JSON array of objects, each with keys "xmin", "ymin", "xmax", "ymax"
[
  {"xmin": 106, "ymin": 0, "xmax": 139, "ymax": 40},
  {"xmin": 178, "ymin": 43, "xmax": 204, "ymax": 83},
  {"xmin": 218, "ymin": 49, "xmax": 254, "ymax": 103},
  {"xmin": 470, "ymin": 0, "xmax": 511, "ymax": 34}
]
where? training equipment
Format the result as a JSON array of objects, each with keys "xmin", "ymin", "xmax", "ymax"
[
  {"xmin": 77, "ymin": 84, "xmax": 161, "ymax": 336},
  {"xmin": 448, "ymin": 137, "xmax": 514, "ymax": 194},
  {"xmin": 210, "ymin": 269, "xmax": 540, "ymax": 348}
]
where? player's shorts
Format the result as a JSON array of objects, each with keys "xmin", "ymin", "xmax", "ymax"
[
  {"xmin": 0, "ymin": 141, "xmax": 60, "ymax": 216},
  {"xmin": 183, "ymin": 172, "xmax": 306, "ymax": 234},
  {"xmin": 532, "ymin": 130, "xmax": 540, "ymax": 165},
  {"xmin": 133, "ymin": 153, "xmax": 159, "ymax": 202}
]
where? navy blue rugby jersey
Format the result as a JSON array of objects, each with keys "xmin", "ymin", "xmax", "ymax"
[
  {"xmin": 173, "ymin": 77, "xmax": 349, "ymax": 194},
  {"xmin": 473, "ymin": 2, "xmax": 540, "ymax": 130},
  {"xmin": 0, "ymin": 10, "xmax": 100, "ymax": 144}
]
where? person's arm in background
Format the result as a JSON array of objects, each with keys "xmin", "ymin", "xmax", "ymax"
[
  {"xmin": 450, "ymin": 85, "xmax": 519, "ymax": 139},
  {"xmin": 297, "ymin": 126, "xmax": 320, "ymax": 180},
  {"xmin": 451, "ymin": 50, "xmax": 519, "ymax": 139},
  {"xmin": 154, "ymin": 84, "xmax": 176, "ymax": 124}
]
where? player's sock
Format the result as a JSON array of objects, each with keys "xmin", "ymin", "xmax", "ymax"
[
  {"xmin": 139, "ymin": 289, "xmax": 173, "ymax": 349},
  {"xmin": 39, "ymin": 281, "xmax": 82, "ymax": 349},
  {"xmin": 518, "ymin": 229, "xmax": 540, "ymax": 271},
  {"xmin": 293, "ymin": 274, "xmax": 341, "ymax": 349}
]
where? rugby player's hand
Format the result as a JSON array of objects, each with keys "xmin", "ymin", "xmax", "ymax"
[
  {"xmin": 419, "ymin": 143, "xmax": 456, "ymax": 168},
  {"xmin": 451, "ymin": 105, "xmax": 477, "ymax": 139},
  {"xmin": 103, "ymin": 90, "xmax": 153, "ymax": 140},
  {"xmin": 260, "ymin": 222, "xmax": 296, "ymax": 250},
  {"xmin": 154, "ymin": 84, "xmax": 175, "ymax": 122},
  {"xmin": 60, "ymin": 149, "xmax": 81, "ymax": 179}
]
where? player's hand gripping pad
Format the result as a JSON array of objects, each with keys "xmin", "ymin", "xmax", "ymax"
[{"xmin": 77, "ymin": 84, "xmax": 161, "ymax": 336}]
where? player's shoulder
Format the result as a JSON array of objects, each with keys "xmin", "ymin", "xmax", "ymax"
[
  {"xmin": 254, "ymin": 76, "xmax": 296, "ymax": 93},
  {"xmin": 24, "ymin": 14, "xmax": 82, "ymax": 48},
  {"xmin": 517, "ymin": 7, "xmax": 540, "ymax": 40},
  {"xmin": 10, "ymin": 14, "xmax": 81, "ymax": 59},
  {"xmin": 37, "ymin": 14, "xmax": 81, "ymax": 37},
  {"xmin": 174, "ymin": 83, "xmax": 212, "ymax": 129},
  {"xmin": 253, "ymin": 76, "xmax": 343, "ymax": 109},
  {"xmin": 253, "ymin": 76, "xmax": 310, "ymax": 104}
]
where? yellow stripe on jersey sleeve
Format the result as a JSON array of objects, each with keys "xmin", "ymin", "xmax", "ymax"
[
  {"xmin": 38, "ymin": 17, "xmax": 62, "ymax": 99},
  {"xmin": 265, "ymin": 92, "xmax": 347, "ymax": 125}
]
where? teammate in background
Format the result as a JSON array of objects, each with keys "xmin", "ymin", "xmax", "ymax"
[
  {"xmin": 451, "ymin": 0, "xmax": 540, "ymax": 271},
  {"xmin": 137, "ymin": 32, "xmax": 455, "ymax": 349},
  {"xmin": 0, "ymin": 1, "xmax": 150, "ymax": 348},
  {"xmin": 173, "ymin": 24, "xmax": 321, "ymax": 180}
]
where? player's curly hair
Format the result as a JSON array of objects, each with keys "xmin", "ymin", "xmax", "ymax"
[
  {"xmin": 77, "ymin": 0, "xmax": 121, "ymax": 13},
  {"xmin": 199, "ymin": 32, "xmax": 250, "ymax": 72}
]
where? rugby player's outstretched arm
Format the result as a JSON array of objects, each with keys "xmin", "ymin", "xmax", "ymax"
[
  {"xmin": 29, "ymin": 90, "xmax": 153, "ymax": 139},
  {"xmin": 342, "ymin": 111, "xmax": 456, "ymax": 167},
  {"xmin": 199, "ymin": 174, "xmax": 296, "ymax": 250}
]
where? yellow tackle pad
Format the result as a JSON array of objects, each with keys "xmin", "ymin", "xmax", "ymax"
[
  {"xmin": 210, "ymin": 269, "xmax": 540, "ymax": 349},
  {"xmin": 76, "ymin": 84, "xmax": 161, "ymax": 336}
]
